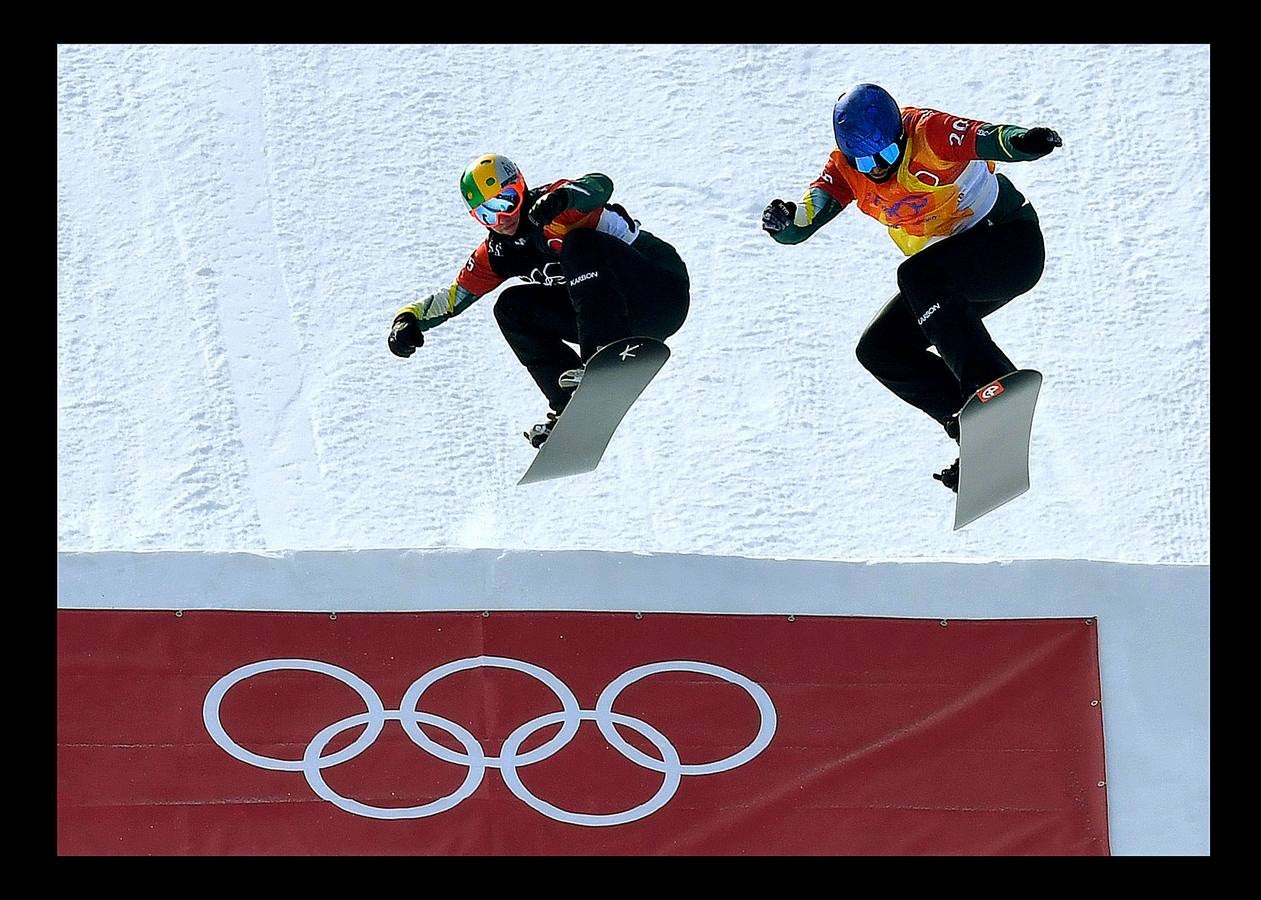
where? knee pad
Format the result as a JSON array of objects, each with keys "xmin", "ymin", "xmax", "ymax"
[
  {"xmin": 855, "ymin": 330, "xmax": 894, "ymax": 374},
  {"xmin": 493, "ymin": 288, "xmax": 531, "ymax": 327},
  {"xmin": 854, "ymin": 333, "xmax": 876, "ymax": 371},
  {"xmin": 895, "ymin": 263, "xmax": 937, "ymax": 310}
]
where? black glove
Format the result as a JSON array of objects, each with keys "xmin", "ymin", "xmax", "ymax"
[
  {"xmin": 761, "ymin": 199, "xmax": 796, "ymax": 235},
  {"xmin": 388, "ymin": 312, "xmax": 424, "ymax": 358},
  {"xmin": 1010, "ymin": 127, "xmax": 1062, "ymax": 156},
  {"xmin": 528, "ymin": 189, "xmax": 571, "ymax": 227}
]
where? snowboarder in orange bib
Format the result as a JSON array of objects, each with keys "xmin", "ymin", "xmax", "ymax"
[{"xmin": 761, "ymin": 83, "xmax": 1061, "ymax": 491}]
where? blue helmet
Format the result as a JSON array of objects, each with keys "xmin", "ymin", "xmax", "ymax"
[{"xmin": 833, "ymin": 83, "xmax": 903, "ymax": 160}]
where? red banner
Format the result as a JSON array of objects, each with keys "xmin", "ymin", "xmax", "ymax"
[{"xmin": 57, "ymin": 610, "xmax": 1109, "ymax": 855}]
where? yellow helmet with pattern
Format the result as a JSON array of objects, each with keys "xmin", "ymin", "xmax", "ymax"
[{"xmin": 461, "ymin": 154, "xmax": 527, "ymax": 229}]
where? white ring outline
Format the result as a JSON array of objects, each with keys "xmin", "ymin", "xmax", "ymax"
[
  {"xmin": 203, "ymin": 659, "xmax": 386, "ymax": 772},
  {"xmin": 595, "ymin": 661, "xmax": 777, "ymax": 775},
  {"xmin": 398, "ymin": 655, "xmax": 581, "ymax": 767},
  {"xmin": 302, "ymin": 710, "xmax": 486, "ymax": 820},
  {"xmin": 498, "ymin": 710, "xmax": 682, "ymax": 827}
]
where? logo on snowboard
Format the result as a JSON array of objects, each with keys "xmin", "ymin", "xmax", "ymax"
[
  {"xmin": 618, "ymin": 343, "xmax": 642, "ymax": 361},
  {"xmin": 976, "ymin": 380, "xmax": 1005, "ymax": 402}
]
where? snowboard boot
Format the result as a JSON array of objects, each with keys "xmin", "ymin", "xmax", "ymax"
[
  {"xmin": 933, "ymin": 458, "xmax": 960, "ymax": 493},
  {"xmin": 558, "ymin": 367, "xmax": 585, "ymax": 391},
  {"xmin": 524, "ymin": 411, "xmax": 559, "ymax": 448},
  {"xmin": 942, "ymin": 413, "xmax": 960, "ymax": 443}
]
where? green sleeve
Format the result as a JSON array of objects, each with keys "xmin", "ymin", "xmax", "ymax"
[
  {"xmin": 396, "ymin": 283, "xmax": 481, "ymax": 332},
  {"xmin": 772, "ymin": 186, "xmax": 845, "ymax": 245},
  {"xmin": 975, "ymin": 124, "xmax": 1050, "ymax": 162},
  {"xmin": 565, "ymin": 173, "xmax": 615, "ymax": 212}
]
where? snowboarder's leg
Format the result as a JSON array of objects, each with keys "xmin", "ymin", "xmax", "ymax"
[
  {"xmin": 493, "ymin": 284, "xmax": 582, "ymax": 412},
  {"xmin": 560, "ymin": 229, "xmax": 690, "ymax": 359},
  {"xmin": 625, "ymin": 238, "xmax": 690, "ymax": 341},
  {"xmin": 895, "ymin": 217, "xmax": 1045, "ymax": 396},
  {"xmin": 856, "ymin": 291, "xmax": 968, "ymax": 426}
]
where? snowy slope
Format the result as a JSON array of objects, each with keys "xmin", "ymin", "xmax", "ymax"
[{"xmin": 56, "ymin": 44, "xmax": 1210, "ymax": 562}]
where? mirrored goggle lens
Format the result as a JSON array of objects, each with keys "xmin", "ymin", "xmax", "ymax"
[
  {"xmin": 855, "ymin": 141, "xmax": 902, "ymax": 174},
  {"xmin": 471, "ymin": 188, "xmax": 521, "ymax": 224}
]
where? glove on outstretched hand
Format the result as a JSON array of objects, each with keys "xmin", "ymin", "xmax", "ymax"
[
  {"xmin": 761, "ymin": 198, "xmax": 796, "ymax": 234},
  {"xmin": 388, "ymin": 312, "xmax": 424, "ymax": 358},
  {"xmin": 528, "ymin": 189, "xmax": 571, "ymax": 227},
  {"xmin": 1010, "ymin": 127, "xmax": 1062, "ymax": 156}
]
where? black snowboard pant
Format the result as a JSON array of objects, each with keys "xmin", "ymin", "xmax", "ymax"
[
  {"xmin": 855, "ymin": 215, "xmax": 1045, "ymax": 426},
  {"xmin": 493, "ymin": 229, "xmax": 690, "ymax": 413}
]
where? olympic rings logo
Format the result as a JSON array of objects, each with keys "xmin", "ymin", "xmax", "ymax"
[{"xmin": 203, "ymin": 656, "xmax": 777, "ymax": 827}]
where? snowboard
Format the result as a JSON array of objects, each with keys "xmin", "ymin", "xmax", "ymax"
[
  {"xmin": 953, "ymin": 369, "xmax": 1043, "ymax": 530},
  {"xmin": 518, "ymin": 337, "xmax": 671, "ymax": 485}
]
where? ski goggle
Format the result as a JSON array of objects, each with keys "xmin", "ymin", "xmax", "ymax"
[
  {"xmin": 854, "ymin": 140, "xmax": 902, "ymax": 174},
  {"xmin": 469, "ymin": 187, "xmax": 522, "ymax": 227}
]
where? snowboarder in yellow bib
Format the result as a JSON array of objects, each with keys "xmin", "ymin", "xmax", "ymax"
[{"xmin": 761, "ymin": 83, "xmax": 1061, "ymax": 491}]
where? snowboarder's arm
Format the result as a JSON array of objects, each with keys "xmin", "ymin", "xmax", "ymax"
[
  {"xmin": 395, "ymin": 243, "xmax": 505, "ymax": 332},
  {"xmin": 764, "ymin": 186, "xmax": 846, "ymax": 244},
  {"xmin": 394, "ymin": 282, "xmax": 481, "ymax": 332},
  {"xmin": 974, "ymin": 124, "xmax": 1062, "ymax": 161},
  {"xmin": 388, "ymin": 281, "xmax": 482, "ymax": 358},
  {"xmin": 389, "ymin": 283, "xmax": 477, "ymax": 358},
  {"xmin": 911, "ymin": 108, "xmax": 1061, "ymax": 162},
  {"xmin": 563, "ymin": 173, "xmax": 615, "ymax": 212},
  {"xmin": 530, "ymin": 174, "xmax": 615, "ymax": 227},
  {"xmin": 764, "ymin": 155, "xmax": 853, "ymax": 244},
  {"xmin": 388, "ymin": 243, "xmax": 506, "ymax": 357}
]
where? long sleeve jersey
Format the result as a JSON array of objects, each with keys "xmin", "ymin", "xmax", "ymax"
[
  {"xmin": 396, "ymin": 173, "xmax": 676, "ymax": 331},
  {"xmin": 773, "ymin": 108, "xmax": 1049, "ymax": 255}
]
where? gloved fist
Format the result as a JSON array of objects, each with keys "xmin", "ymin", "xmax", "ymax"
[
  {"xmin": 1010, "ymin": 127, "xmax": 1062, "ymax": 156},
  {"xmin": 388, "ymin": 311, "xmax": 424, "ymax": 358},
  {"xmin": 528, "ymin": 189, "xmax": 571, "ymax": 227},
  {"xmin": 761, "ymin": 199, "xmax": 796, "ymax": 234},
  {"xmin": 604, "ymin": 201, "xmax": 636, "ymax": 231}
]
